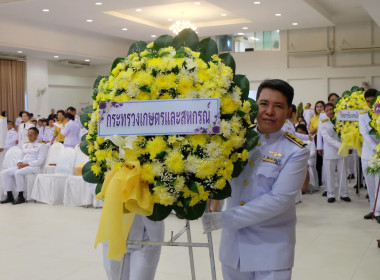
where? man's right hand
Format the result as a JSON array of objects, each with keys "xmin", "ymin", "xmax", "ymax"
[{"xmin": 17, "ymin": 162, "xmax": 23, "ymax": 169}]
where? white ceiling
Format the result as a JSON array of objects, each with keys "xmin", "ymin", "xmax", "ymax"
[{"xmin": 0, "ymin": 0, "xmax": 379, "ymax": 65}]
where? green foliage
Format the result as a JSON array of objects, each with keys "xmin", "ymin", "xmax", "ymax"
[
  {"xmin": 147, "ymin": 203, "xmax": 173, "ymax": 221},
  {"xmin": 199, "ymin": 38, "xmax": 218, "ymax": 63},
  {"xmin": 127, "ymin": 41, "xmax": 148, "ymax": 56},
  {"xmin": 209, "ymin": 181, "xmax": 231, "ymax": 200},
  {"xmin": 82, "ymin": 161, "xmax": 102, "ymax": 184},
  {"xmin": 153, "ymin": 35, "xmax": 174, "ymax": 50},
  {"xmin": 218, "ymin": 53, "xmax": 236, "ymax": 76},
  {"xmin": 234, "ymin": 75, "xmax": 249, "ymax": 101},
  {"xmin": 172, "ymin": 28, "xmax": 199, "ymax": 51},
  {"xmin": 174, "ymin": 200, "xmax": 206, "ymax": 220}
]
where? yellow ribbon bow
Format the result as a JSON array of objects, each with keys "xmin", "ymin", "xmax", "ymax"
[
  {"xmin": 94, "ymin": 161, "xmax": 153, "ymax": 261},
  {"xmin": 338, "ymin": 130, "xmax": 362, "ymax": 157}
]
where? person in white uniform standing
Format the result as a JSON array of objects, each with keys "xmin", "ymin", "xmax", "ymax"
[
  {"xmin": 60, "ymin": 112, "xmax": 81, "ymax": 148},
  {"xmin": 0, "ymin": 114, "xmax": 7, "ymax": 169},
  {"xmin": 282, "ymin": 104, "xmax": 311, "ymax": 142},
  {"xmin": 359, "ymin": 89, "xmax": 380, "ymax": 222},
  {"xmin": 18, "ymin": 111, "xmax": 35, "ymax": 148},
  {"xmin": 43, "ymin": 118, "xmax": 55, "ymax": 144},
  {"xmin": 102, "ymin": 216, "xmax": 165, "ymax": 280},
  {"xmin": 319, "ymin": 103, "xmax": 351, "ymax": 203},
  {"xmin": 1, "ymin": 127, "xmax": 47, "ymax": 204},
  {"xmin": 5, "ymin": 121, "xmax": 18, "ymax": 153},
  {"xmin": 303, "ymin": 102, "xmax": 315, "ymax": 126},
  {"xmin": 202, "ymin": 79, "xmax": 309, "ymax": 280}
]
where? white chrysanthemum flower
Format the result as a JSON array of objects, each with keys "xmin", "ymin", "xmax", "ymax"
[
  {"xmin": 185, "ymin": 155, "xmax": 199, "ymax": 173},
  {"xmin": 152, "ymin": 161, "xmax": 164, "ymax": 177},
  {"xmin": 220, "ymin": 119, "xmax": 232, "ymax": 138},
  {"xmin": 126, "ymin": 82, "xmax": 139, "ymax": 98},
  {"xmin": 231, "ymin": 90, "xmax": 241, "ymax": 103},
  {"xmin": 174, "ymin": 176, "xmax": 185, "ymax": 191},
  {"xmin": 205, "ymin": 142, "xmax": 222, "ymax": 158}
]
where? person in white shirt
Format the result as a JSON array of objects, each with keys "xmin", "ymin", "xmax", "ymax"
[
  {"xmin": 282, "ymin": 104, "xmax": 310, "ymax": 142},
  {"xmin": 43, "ymin": 118, "xmax": 55, "ymax": 143},
  {"xmin": 67, "ymin": 106, "xmax": 82, "ymax": 128},
  {"xmin": 0, "ymin": 114, "xmax": 7, "ymax": 170},
  {"xmin": 319, "ymin": 103, "xmax": 351, "ymax": 203},
  {"xmin": 18, "ymin": 111, "xmax": 35, "ymax": 148},
  {"xmin": 14, "ymin": 111, "xmax": 23, "ymax": 129},
  {"xmin": 359, "ymin": 89, "xmax": 380, "ymax": 223},
  {"xmin": 5, "ymin": 121, "xmax": 18, "ymax": 153},
  {"xmin": 1, "ymin": 127, "xmax": 47, "ymax": 204},
  {"xmin": 303, "ymin": 103, "xmax": 315, "ymax": 126},
  {"xmin": 61, "ymin": 112, "xmax": 81, "ymax": 148}
]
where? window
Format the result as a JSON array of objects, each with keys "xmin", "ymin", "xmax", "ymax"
[{"xmin": 217, "ymin": 30, "xmax": 280, "ymax": 53}]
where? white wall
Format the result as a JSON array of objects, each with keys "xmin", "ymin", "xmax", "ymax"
[{"xmin": 234, "ymin": 21, "xmax": 380, "ymax": 107}]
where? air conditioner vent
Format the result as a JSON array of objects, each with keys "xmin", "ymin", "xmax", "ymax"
[{"xmin": 58, "ymin": 59, "xmax": 90, "ymax": 68}]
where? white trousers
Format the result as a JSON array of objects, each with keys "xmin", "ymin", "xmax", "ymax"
[
  {"xmin": 103, "ymin": 239, "xmax": 161, "ymax": 280},
  {"xmin": 222, "ymin": 264, "xmax": 292, "ymax": 280},
  {"xmin": 2, "ymin": 166, "xmax": 40, "ymax": 192},
  {"xmin": 323, "ymin": 158, "xmax": 348, "ymax": 199},
  {"xmin": 362, "ymin": 159, "xmax": 380, "ymax": 216},
  {"xmin": 0, "ymin": 151, "xmax": 4, "ymax": 170}
]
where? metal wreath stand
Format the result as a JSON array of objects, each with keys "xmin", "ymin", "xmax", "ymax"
[{"xmin": 122, "ymin": 217, "xmax": 217, "ymax": 280}]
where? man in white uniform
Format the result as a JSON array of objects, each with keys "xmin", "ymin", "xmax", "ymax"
[
  {"xmin": 359, "ymin": 89, "xmax": 380, "ymax": 222},
  {"xmin": 317, "ymin": 93, "xmax": 339, "ymax": 196},
  {"xmin": 18, "ymin": 111, "xmax": 35, "ymax": 147},
  {"xmin": 103, "ymin": 216, "xmax": 164, "ymax": 280},
  {"xmin": 0, "ymin": 114, "xmax": 7, "ymax": 169},
  {"xmin": 319, "ymin": 103, "xmax": 351, "ymax": 203},
  {"xmin": 5, "ymin": 121, "xmax": 18, "ymax": 153},
  {"xmin": 202, "ymin": 79, "xmax": 309, "ymax": 280},
  {"xmin": 303, "ymin": 102, "xmax": 315, "ymax": 126},
  {"xmin": 1, "ymin": 127, "xmax": 47, "ymax": 204}
]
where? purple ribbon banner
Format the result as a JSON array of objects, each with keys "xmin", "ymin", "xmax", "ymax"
[
  {"xmin": 98, "ymin": 98, "xmax": 220, "ymax": 136},
  {"xmin": 374, "ymin": 103, "xmax": 380, "ymax": 115}
]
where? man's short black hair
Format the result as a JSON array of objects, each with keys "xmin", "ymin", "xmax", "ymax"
[
  {"xmin": 256, "ymin": 79, "xmax": 294, "ymax": 107},
  {"xmin": 67, "ymin": 106, "xmax": 76, "ymax": 112},
  {"xmin": 64, "ymin": 112, "xmax": 75, "ymax": 121},
  {"xmin": 7, "ymin": 120, "xmax": 14, "ymax": 125},
  {"xmin": 328, "ymin": 93, "xmax": 339, "ymax": 101},
  {"xmin": 290, "ymin": 104, "xmax": 297, "ymax": 114},
  {"xmin": 325, "ymin": 102, "xmax": 335, "ymax": 109},
  {"xmin": 365, "ymin": 88, "xmax": 378, "ymax": 99},
  {"xmin": 296, "ymin": 124, "xmax": 308, "ymax": 134},
  {"xmin": 57, "ymin": 110, "xmax": 65, "ymax": 115},
  {"xmin": 28, "ymin": 127, "xmax": 39, "ymax": 135}
]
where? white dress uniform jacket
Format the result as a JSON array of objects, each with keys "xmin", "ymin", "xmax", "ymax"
[
  {"xmin": 319, "ymin": 118, "xmax": 348, "ymax": 198},
  {"xmin": 317, "ymin": 112, "xmax": 327, "ymax": 150},
  {"xmin": 5, "ymin": 128, "xmax": 18, "ymax": 152},
  {"xmin": 0, "ymin": 116, "xmax": 7, "ymax": 169},
  {"xmin": 103, "ymin": 215, "xmax": 164, "ymax": 280},
  {"xmin": 359, "ymin": 111, "xmax": 380, "ymax": 216},
  {"xmin": 61, "ymin": 120, "xmax": 81, "ymax": 148},
  {"xmin": 220, "ymin": 128, "xmax": 309, "ymax": 272},
  {"xmin": 18, "ymin": 121, "xmax": 35, "ymax": 147},
  {"xmin": 74, "ymin": 115, "xmax": 82, "ymax": 127},
  {"xmin": 281, "ymin": 119, "xmax": 310, "ymax": 142},
  {"xmin": 303, "ymin": 108, "xmax": 315, "ymax": 125},
  {"xmin": 2, "ymin": 141, "xmax": 47, "ymax": 192}
]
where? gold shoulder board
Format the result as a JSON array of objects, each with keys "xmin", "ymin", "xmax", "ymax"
[
  {"xmin": 0, "ymin": 115, "xmax": 4, "ymax": 119},
  {"xmin": 322, "ymin": 119, "xmax": 329, "ymax": 123},
  {"xmin": 284, "ymin": 132, "xmax": 307, "ymax": 148},
  {"xmin": 38, "ymin": 141, "xmax": 45, "ymax": 144},
  {"xmin": 360, "ymin": 109, "xmax": 369, "ymax": 115}
]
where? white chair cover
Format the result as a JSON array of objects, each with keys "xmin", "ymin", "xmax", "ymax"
[
  {"xmin": 63, "ymin": 146, "xmax": 95, "ymax": 207},
  {"xmin": 0, "ymin": 147, "xmax": 22, "ymax": 200},
  {"xmin": 31, "ymin": 147, "xmax": 75, "ymax": 205},
  {"xmin": 44, "ymin": 142, "xmax": 65, "ymax": 174}
]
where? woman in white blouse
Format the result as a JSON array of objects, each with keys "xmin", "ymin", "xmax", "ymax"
[{"xmin": 60, "ymin": 112, "xmax": 81, "ymax": 148}]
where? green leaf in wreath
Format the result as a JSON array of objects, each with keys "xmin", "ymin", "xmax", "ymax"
[
  {"xmin": 155, "ymin": 151, "xmax": 167, "ymax": 159},
  {"xmin": 127, "ymin": 41, "xmax": 148, "ymax": 56},
  {"xmin": 351, "ymin": 86, "xmax": 360, "ymax": 92},
  {"xmin": 232, "ymin": 159, "xmax": 247, "ymax": 178},
  {"xmin": 248, "ymin": 98, "xmax": 259, "ymax": 123},
  {"xmin": 139, "ymin": 85, "xmax": 151, "ymax": 93},
  {"xmin": 172, "ymin": 28, "xmax": 199, "ymax": 51},
  {"xmin": 82, "ymin": 161, "xmax": 102, "ymax": 184},
  {"xmin": 188, "ymin": 181, "xmax": 199, "ymax": 194},
  {"xmin": 369, "ymin": 128, "xmax": 378, "ymax": 135},
  {"xmin": 93, "ymin": 75, "xmax": 106, "ymax": 97},
  {"xmin": 246, "ymin": 129, "xmax": 259, "ymax": 151},
  {"xmin": 199, "ymin": 38, "xmax": 218, "ymax": 63},
  {"xmin": 153, "ymin": 35, "xmax": 174, "ymax": 51},
  {"xmin": 209, "ymin": 180, "xmax": 232, "ymax": 200},
  {"xmin": 79, "ymin": 140, "xmax": 89, "ymax": 156},
  {"xmin": 147, "ymin": 203, "xmax": 173, "ymax": 221},
  {"xmin": 95, "ymin": 183, "xmax": 103, "ymax": 195},
  {"xmin": 111, "ymin": 57, "xmax": 124, "ymax": 73},
  {"xmin": 219, "ymin": 53, "xmax": 236, "ymax": 76},
  {"xmin": 236, "ymin": 110, "xmax": 246, "ymax": 117},
  {"xmin": 234, "ymin": 75, "xmax": 249, "ymax": 101},
  {"xmin": 80, "ymin": 105, "xmax": 93, "ymax": 128},
  {"xmin": 173, "ymin": 200, "xmax": 206, "ymax": 220},
  {"xmin": 160, "ymin": 51, "xmax": 171, "ymax": 57}
]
